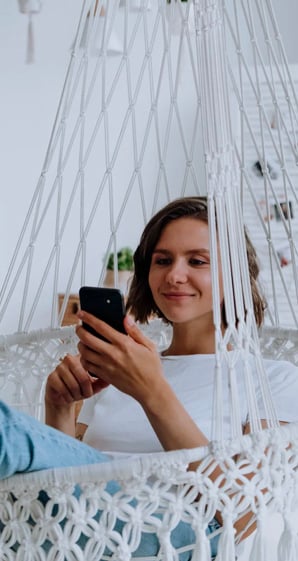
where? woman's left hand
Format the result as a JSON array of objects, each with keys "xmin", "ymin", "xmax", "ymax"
[{"xmin": 76, "ymin": 311, "xmax": 165, "ymax": 407}]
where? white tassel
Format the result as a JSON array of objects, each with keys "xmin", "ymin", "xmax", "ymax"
[
  {"xmin": 277, "ymin": 516, "xmax": 298, "ymax": 561},
  {"xmin": 214, "ymin": 517, "xmax": 236, "ymax": 561},
  {"xmin": 158, "ymin": 529, "xmax": 178, "ymax": 561},
  {"xmin": 26, "ymin": 14, "xmax": 34, "ymax": 64},
  {"xmin": 191, "ymin": 528, "xmax": 212, "ymax": 561},
  {"xmin": 248, "ymin": 519, "xmax": 267, "ymax": 561}
]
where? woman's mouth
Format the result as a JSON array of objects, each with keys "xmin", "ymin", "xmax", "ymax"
[{"xmin": 162, "ymin": 292, "xmax": 194, "ymax": 300}]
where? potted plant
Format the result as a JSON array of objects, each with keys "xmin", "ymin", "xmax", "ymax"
[{"xmin": 104, "ymin": 247, "xmax": 134, "ymax": 294}]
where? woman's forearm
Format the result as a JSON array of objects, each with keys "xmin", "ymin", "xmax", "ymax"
[
  {"xmin": 141, "ymin": 379, "xmax": 209, "ymax": 466},
  {"xmin": 45, "ymin": 401, "xmax": 76, "ymax": 437}
]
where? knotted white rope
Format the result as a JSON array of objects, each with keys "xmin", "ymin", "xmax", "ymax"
[{"xmin": 0, "ymin": 423, "xmax": 298, "ymax": 560}]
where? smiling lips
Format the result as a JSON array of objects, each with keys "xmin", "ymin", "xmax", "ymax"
[{"xmin": 162, "ymin": 292, "xmax": 195, "ymax": 300}]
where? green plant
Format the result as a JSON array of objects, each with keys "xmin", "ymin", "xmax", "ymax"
[{"xmin": 107, "ymin": 247, "xmax": 134, "ymax": 271}]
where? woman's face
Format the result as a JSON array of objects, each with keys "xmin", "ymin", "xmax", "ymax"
[{"xmin": 148, "ymin": 217, "xmax": 224, "ymax": 329}]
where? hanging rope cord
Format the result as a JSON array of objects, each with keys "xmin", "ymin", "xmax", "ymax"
[
  {"xmin": 194, "ymin": 1, "xmax": 279, "ymax": 440},
  {"xmin": 1, "ymin": 0, "xmax": 297, "ymax": 334},
  {"xmin": 223, "ymin": 0, "xmax": 298, "ymax": 328}
]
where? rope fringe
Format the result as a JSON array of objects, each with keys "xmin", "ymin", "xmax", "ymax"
[
  {"xmin": 192, "ymin": 528, "xmax": 212, "ymax": 561},
  {"xmin": 214, "ymin": 517, "xmax": 236, "ymax": 561},
  {"xmin": 248, "ymin": 518, "xmax": 267, "ymax": 561},
  {"xmin": 277, "ymin": 516, "xmax": 298, "ymax": 561}
]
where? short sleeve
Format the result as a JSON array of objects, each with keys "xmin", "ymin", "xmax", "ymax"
[
  {"xmin": 261, "ymin": 359, "xmax": 298, "ymax": 423},
  {"xmin": 77, "ymin": 395, "xmax": 97, "ymax": 425}
]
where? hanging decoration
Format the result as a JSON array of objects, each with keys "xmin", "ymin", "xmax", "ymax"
[{"xmin": 18, "ymin": 0, "xmax": 43, "ymax": 64}]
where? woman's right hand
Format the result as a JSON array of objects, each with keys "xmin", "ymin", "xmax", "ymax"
[
  {"xmin": 45, "ymin": 353, "xmax": 109, "ymax": 407},
  {"xmin": 45, "ymin": 354, "xmax": 109, "ymax": 436}
]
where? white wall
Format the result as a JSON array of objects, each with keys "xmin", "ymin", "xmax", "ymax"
[
  {"xmin": 0, "ymin": 0, "xmax": 82, "ymax": 286},
  {"xmin": 273, "ymin": 0, "xmax": 298, "ymax": 64}
]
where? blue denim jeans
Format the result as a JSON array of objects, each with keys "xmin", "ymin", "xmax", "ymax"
[{"xmin": 0, "ymin": 400, "xmax": 220, "ymax": 559}]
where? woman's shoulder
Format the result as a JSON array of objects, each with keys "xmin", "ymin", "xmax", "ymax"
[
  {"xmin": 261, "ymin": 356, "xmax": 298, "ymax": 397},
  {"xmin": 261, "ymin": 357, "xmax": 298, "ymax": 423},
  {"xmin": 262, "ymin": 356, "xmax": 298, "ymax": 374}
]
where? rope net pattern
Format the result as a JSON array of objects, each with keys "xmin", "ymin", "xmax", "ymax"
[
  {"xmin": 0, "ymin": 0, "xmax": 298, "ymax": 559},
  {"xmin": 1, "ymin": 424, "xmax": 298, "ymax": 561},
  {"xmin": 0, "ymin": 0, "xmax": 297, "ymax": 335}
]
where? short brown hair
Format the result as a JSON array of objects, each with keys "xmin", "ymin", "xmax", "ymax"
[{"xmin": 126, "ymin": 196, "xmax": 266, "ymax": 327}]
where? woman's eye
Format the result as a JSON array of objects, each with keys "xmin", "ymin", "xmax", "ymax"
[
  {"xmin": 154, "ymin": 257, "xmax": 171, "ymax": 265},
  {"xmin": 189, "ymin": 258, "xmax": 206, "ymax": 266}
]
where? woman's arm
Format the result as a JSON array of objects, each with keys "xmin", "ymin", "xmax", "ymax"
[
  {"xmin": 77, "ymin": 312, "xmax": 210, "ymax": 457},
  {"xmin": 45, "ymin": 400, "xmax": 77, "ymax": 437}
]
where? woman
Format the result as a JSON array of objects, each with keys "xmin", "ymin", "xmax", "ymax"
[
  {"xmin": 46, "ymin": 196, "xmax": 266, "ymax": 446},
  {"xmin": 1, "ymin": 197, "xmax": 297, "ymax": 558},
  {"xmin": 45, "ymin": 196, "xmax": 298, "ymax": 543}
]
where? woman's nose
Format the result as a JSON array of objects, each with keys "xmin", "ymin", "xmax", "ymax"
[{"xmin": 165, "ymin": 261, "xmax": 187, "ymax": 284}]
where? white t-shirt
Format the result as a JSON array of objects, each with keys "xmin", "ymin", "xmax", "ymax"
[{"xmin": 78, "ymin": 353, "xmax": 298, "ymax": 458}]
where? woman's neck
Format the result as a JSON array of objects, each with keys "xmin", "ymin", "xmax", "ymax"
[{"xmin": 163, "ymin": 321, "xmax": 218, "ymax": 356}]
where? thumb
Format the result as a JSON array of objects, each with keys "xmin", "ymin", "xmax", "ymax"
[
  {"xmin": 90, "ymin": 376, "xmax": 110, "ymax": 394},
  {"xmin": 124, "ymin": 315, "xmax": 156, "ymax": 350}
]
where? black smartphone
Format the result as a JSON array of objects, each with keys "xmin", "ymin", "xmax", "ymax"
[{"xmin": 79, "ymin": 286, "xmax": 126, "ymax": 341}]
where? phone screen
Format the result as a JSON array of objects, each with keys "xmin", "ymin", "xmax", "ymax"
[{"xmin": 79, "ymin": 286, "xmax": 126, "ymax": 340}]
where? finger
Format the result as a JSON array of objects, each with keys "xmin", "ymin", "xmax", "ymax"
[
  {"xmin": 56, "ymin": 355, "xmax": 94, "ymax": 400},
  {"xmin": 90, "ymin": 377, "xmax": 110, "ymax": 393},
  {"xmin": 76, "ymin": 311, "xmax": 127, "ymax": 347},
  {"xmin": 58, "ymin": 367, "xmax": 90, "ymax": 401},
  {"xmin": 123, "ymin": 315, "xmax": 156, "ymax": 351},
  {"xmin": 60, "ymin": 355, "xmax": 109, "ymax": 396},
  {"xmin": 46, "ymin": 372, "xmax": 74, "ymax": 405},
  {"xmin": 78, "ymin": 346, "xmax": 109, "ymax": 382}
]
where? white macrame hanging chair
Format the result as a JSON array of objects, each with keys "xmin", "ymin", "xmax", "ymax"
[{"xmin": 0, "ymin": 1, "xmax": 298, "ymax": 559}]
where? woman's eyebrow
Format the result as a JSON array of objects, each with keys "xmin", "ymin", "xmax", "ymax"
[{"xmin": 152, "ymin": 248, "xmax": 210, "ymax": 255}]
